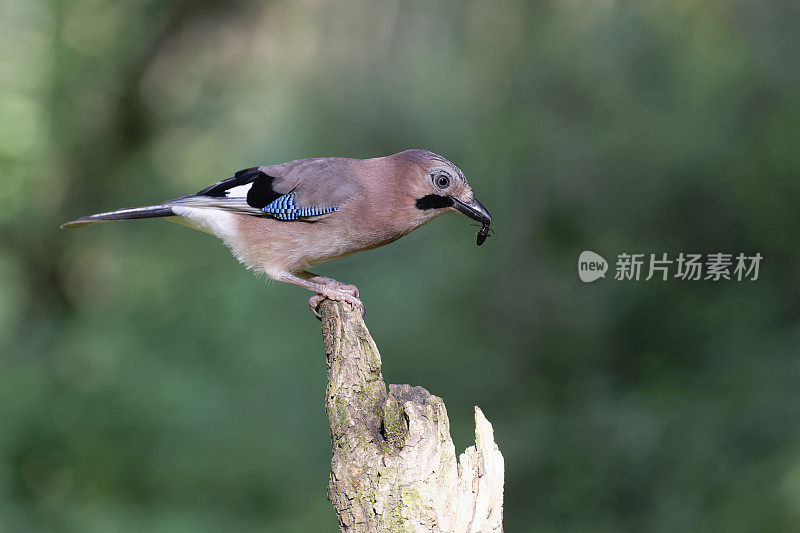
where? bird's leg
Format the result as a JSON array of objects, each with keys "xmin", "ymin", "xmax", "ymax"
[
  {"xmin": 277, "ymin": 272, "xmax": 364, "ymax": 319},
  {"xmin": 299, "ymin": 271, "xmax": 359, "ymax": 298}
]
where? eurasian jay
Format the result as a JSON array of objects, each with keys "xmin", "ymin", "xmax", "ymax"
[{"xmin": 62, "ymin": 149, "xmax": 492, "ymax": 315}]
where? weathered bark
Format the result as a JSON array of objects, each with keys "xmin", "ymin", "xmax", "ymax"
[{"xmin": 320, "ymin": 300, "xmax": 504, "ymax": 533}]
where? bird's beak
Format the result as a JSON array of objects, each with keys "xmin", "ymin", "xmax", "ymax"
[{"xmin": 450, "ymin": 197, "xmax": 492, "ymax": 225}]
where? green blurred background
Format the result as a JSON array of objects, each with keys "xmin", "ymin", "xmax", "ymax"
[{"xmin": 2, "ymin": 0, "xmax": 800, "ymax": 531}]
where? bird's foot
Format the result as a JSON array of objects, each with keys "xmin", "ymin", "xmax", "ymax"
[
  {"xmin": 309, "ymin": 288, "xmax": 365, "ymax": 320},
  {"xmin": 283, "ymin": 272, "xmax": 363, "ymax": 319},
  {"xmin": 307, "ymin": 275, "xmax": 359, "ymax": 298}
]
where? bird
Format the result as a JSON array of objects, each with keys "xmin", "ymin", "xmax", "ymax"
[{"xmin": 62, "ymin": 149, "xmax": 492, "ymax": 316}]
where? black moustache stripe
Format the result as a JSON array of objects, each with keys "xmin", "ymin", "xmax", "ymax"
[{"xmin": 415, "ymin": 194, "xmax": 454, "ymax": 210}]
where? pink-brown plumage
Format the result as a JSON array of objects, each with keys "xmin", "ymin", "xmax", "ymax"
[{"xmin": 62, "ymin": 149, "xmax": 492, "ymax": 316}]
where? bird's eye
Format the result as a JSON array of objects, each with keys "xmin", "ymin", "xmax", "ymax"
[{"xmin": 435, "ymin": 174, "xmax": 450, "ymax": 189}]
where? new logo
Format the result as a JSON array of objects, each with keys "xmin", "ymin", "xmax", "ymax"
[{"xmin": 578, "ymin": 251, "xmax": 608, "ymax": 282}]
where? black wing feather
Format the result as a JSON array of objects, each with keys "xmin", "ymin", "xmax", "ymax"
[{"xmin": 245, "ymin": 174, "xmax": 282, "ymax": 208}]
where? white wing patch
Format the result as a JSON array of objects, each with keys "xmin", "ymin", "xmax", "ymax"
[{"xmin": 225, "ymin": 184, "xmax": 252, "ymax": 198}]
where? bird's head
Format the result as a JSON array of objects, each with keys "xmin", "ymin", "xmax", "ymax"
[{"xmin": 396, "ymin": 149, "xmax": 492, "ymax": 245}]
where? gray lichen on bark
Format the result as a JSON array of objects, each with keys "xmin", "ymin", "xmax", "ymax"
[{"xmin": 320, "ymin": 300, "xmax": 504, "ymax": 532}]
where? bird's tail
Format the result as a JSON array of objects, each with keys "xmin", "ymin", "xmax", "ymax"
[{"xmin": 60, "ymin": 205, "xmax": 176, "ymax": 229}]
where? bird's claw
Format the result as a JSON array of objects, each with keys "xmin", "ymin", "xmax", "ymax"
[
  {"xmin": 335, "ymin": 283, "xmax": 359, "ymax": 298},
  {"xmin": 308, "ymin": 290, "xmax": 365, "ymax": 320}
]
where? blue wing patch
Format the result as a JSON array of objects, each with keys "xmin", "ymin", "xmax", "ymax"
[{"xmin": 261, "ymin": 192, "xmax": 338, "ymax": 221}]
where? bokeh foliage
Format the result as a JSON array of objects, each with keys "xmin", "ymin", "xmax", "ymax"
[{"xmin": 2, "ymin": 0, "xmax": 800, "ymax": 531}]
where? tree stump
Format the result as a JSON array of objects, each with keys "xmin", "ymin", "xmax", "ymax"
[{"xmin": 319, "ymin": 300, "xmax": 504, "ymax": 532}]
